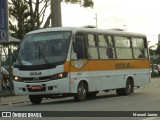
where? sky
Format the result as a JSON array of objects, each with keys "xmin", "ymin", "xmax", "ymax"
[{"xmin": 61, "ymin": 0, "xmax": 160, "ymax": 47}]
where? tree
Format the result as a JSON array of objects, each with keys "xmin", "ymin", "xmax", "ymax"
[
  {"xmin": 9, "ymin": 0, "xmax": 94, "ymax": 39},
  {"xmin": 63, "ymin": 0, "xmax": 94, "ymax": 7},
  {"xmin": 155, "ymin": 44, "xmax": 160, "ymax": 55},
  {"xmin": 50, "ymin": 0, "xmax": 94, "ymax": 27},
  {"xmin": 149, "ymin": 45, "xmax": 156, "ymax": 56},
  {"xmin": 9, "ymin": 0, "xmax": 31, "ymax": 39}
]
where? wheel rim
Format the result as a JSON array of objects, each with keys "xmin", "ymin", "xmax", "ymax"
[
  {"xmin": 126, "ymin": 80, "xmax": 132, "ymax": 94},
  {"xmin": 78, "ymin": 86, "xmax": 86, "ymax": 96},
  {"xmin": 78, "ymin": 83, "xmax": 86, "ymax": 99},
  {"xmin": 127, "ymin": 84, "xmax": 131, "ymax": 93}
]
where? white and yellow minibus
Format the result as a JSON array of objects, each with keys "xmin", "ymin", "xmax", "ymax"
[{"xmin": 13, "ymin": 27, "xmax": 150, "ymax": 104}]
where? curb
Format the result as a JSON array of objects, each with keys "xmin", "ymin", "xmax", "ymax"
[
  {"xmin": 0, "ymin": 100, "xmax": 30, "ymax": 106},
  {"xmin": 0, "ymin": 96, "xmax": 29, "ymax": 106}
]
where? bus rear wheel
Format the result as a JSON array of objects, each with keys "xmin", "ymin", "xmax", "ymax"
[
  {"xmin": 29, "ymin": 95, "xmax": 42, "ymax": 104},
  {"xmin": 74, "ymin": 81, "xmax": 87, "ymax": 102},
  {"xmin": 116, "ymin": 79, "xmax": 134, "ymax": 96}
]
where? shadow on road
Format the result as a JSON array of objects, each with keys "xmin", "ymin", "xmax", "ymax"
[{"xmin": 23, "ymin": 90, "xmax": 145, "ymax": 106}]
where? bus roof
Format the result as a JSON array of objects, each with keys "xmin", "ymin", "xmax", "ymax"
[{"xmin": 26, "ymin": 27, "xmax": 146, "ymax": 38}]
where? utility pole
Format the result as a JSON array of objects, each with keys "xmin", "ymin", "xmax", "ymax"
[
  {"xmin": 51, "ymin": 0, "xmax": 62, "ymax": 27},
  {"xmin": 95, "ymin": 14, "xmax": 97, "ymax": 28},
  {"xmin": 123, "ymin": 25, "xmax": 127, "ymax": 31}
]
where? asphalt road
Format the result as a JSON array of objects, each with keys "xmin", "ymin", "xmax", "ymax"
[{"xmin": 0, "ymin": 77, "xmax": 160, "ymax": 120}]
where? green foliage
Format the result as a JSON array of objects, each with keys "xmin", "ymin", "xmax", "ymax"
[
  {"xmin": 2, "ymin": 49, "xmax": 18, "ymax": 66},
  {"xmin": 9, "ymin": 0, "xmax": 31, "ymax": 39},
  {"xmin": 149, "ymin": 49, "xmax": 154, "ymax": 56},
  {"xmin": 149, "ymin": 45, "xmax": 156, "ymax": 56},
  {"xmin": 9, "ymin": 0, "xmax": 94, "ymax": 40},
  {"xmin": 63, "ymin": 0, "xmax": 94, "ymax": 7},
  {"xmin": 155, "ymin": 45, "xmax": 160, "ymax": 55},
  {"xmin": 83, "ymin": 0, "xmax": 94, "ymax": 8}
]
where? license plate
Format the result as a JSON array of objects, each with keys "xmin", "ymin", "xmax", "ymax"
[{"xmin": 31, "ymin": 85, "xmax": 42, "ymax": 90}]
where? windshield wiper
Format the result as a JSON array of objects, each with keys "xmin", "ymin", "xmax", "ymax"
[{"xmin": 39, "ymin": 46, "xmax": 50, "ymax": 64}]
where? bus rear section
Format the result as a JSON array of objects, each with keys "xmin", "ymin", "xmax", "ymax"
[{"xmin": 69, "ymin": 31, "xmax": 150, "ymax": 101}]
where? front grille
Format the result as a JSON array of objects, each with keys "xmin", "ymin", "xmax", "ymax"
[{"xmin": 22, "ymin": 76, "xmax": 51, "ymax": 83}]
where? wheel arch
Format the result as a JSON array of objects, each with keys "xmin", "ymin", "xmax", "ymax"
[
  {"xmin": 127, "ymin": 76, "xmax": 134, "ymax": 86},
  {"xmin": 73, "ymin": 79, "xmax": 89, "ymax": 102},
  {"xmin": 77, "ymin": 78, "xmax": 89, "ymax": 92},
  {"xmin": 78, "ymin": 79, "xmax": 89, "ymax": 92},
  {"xmin": 116, "ymin": 75, "xmax": 135, "ymax": 96}
]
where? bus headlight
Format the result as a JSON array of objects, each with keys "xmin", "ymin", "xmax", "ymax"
[
  {"xmin": 14, "ymin": 76, "xmax": 22, "ymax": 82},
  {"xmin": 50, "ymin": 72, "xmax": 68, "ymax": 80},
  {"xmin": 57, "ymin": 73, "xmax": 63, "ymax": 78}
]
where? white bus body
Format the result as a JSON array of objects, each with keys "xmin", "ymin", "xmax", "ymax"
[{"xmin": 13, "ymin": 27, "xmax": 150, "ymax": 104}]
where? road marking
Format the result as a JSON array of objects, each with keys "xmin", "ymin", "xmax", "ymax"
[{"xmin": 141, "ymin": 117, "xmax": 159, "ymax": 120}]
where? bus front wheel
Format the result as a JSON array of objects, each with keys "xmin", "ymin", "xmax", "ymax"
[
  {"xmin": 29, "ymin": 95, "xmax": 42, "ymax": 104},
  {"xmin": 74, "ymin": 81, "xmax": 87, "ymax": 102}
]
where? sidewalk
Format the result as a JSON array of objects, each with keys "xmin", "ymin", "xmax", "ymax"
[{"xmin": 0, "ymin": 95, "xmax": 29, "ymax": 105}]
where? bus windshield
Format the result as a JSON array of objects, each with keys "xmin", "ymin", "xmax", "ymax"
[{"xmin": 16, "ymin": 31, "xmax": 71, "ymax": 66}]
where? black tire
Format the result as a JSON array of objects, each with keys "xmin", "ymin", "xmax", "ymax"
[
  {"xmin": 87, "ymin": 91, "xmax": 98, "ymax": 98},
  {"xmin": 116, "ymin": 79, "xmax": 134, "ymax": 96},
  {"xmin": 74, "ymin": 81, "xmax": 87, "ymax": 102},
  {"xmin": 29, "ymin": 95, "xmax": 42, "ymax": 104}
]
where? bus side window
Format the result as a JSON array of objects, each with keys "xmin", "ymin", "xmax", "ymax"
[
  {"xmin": 138, "ymin": 49, "xmax": 145, "ymax": 58},
  {"xmin": 98, "ymin": 35, "xmax": 108, "ymax": 59},
  {"xmin": 72, "ymin": 36, "xmax": 87, "ymax": 59},
  {"xmin": 132, "ymin": 38, "xmax": 148, "ymax": 59},
  {"xmin": 98, "ymin": 35, "xmax": 115, "ymax": 59},
  {"xmin": 115, "ymin": 36, "xmax": 132, "ymax": 59},
  {"xmin": 87, "ymin": 34, "xmax": 98, "ymax": 59},
  {"xmin": 106, "ymin": 36, "xmax": 114, "ymax": 59}
]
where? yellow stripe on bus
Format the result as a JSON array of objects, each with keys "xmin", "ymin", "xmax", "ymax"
[{"xmin": 64, "ymin": 60, "xmax": 150, "ymax": 72}]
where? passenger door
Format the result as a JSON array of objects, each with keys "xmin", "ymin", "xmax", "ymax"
[{"xmin": 70, "ymin": 32, "xmax": 89, "ymax": 92}]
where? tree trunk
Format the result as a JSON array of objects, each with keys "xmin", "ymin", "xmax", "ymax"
[
  {"xmin": 28, "ymin": 0, "xmax": 35, "ymax": 30},
  {"xmin": 51, "ymin": 0, "xmax": 62, "ymax": 27}
]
